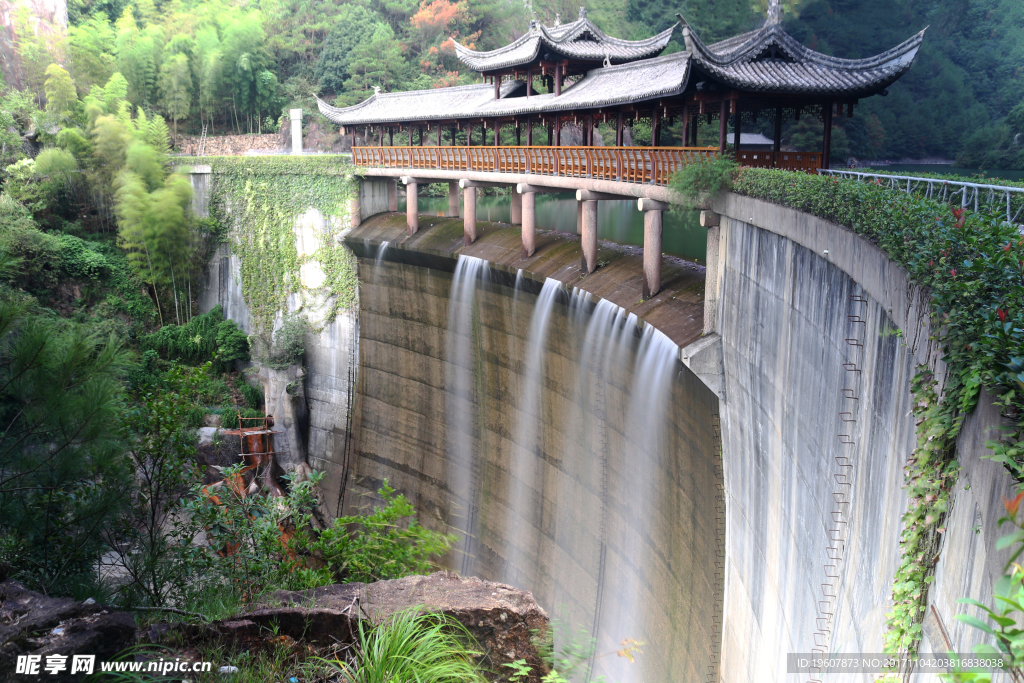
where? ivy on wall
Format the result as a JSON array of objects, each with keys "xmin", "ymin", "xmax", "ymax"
[
  {"xmin": 177, "ymin": 155, "xmax": 358, "ymax": 334},
  {"xmin": 733, "ymin": 169, "xmax": 1024, "ymax": 665}
]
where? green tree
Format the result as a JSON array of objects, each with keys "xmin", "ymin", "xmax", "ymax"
[
  {"xmin": 220, "ymin": 13, "xmax": 277, "ymax": 133},
  {"xmin": 115, "ymin": 7, "xmax": 160, "ymax": 107},
  {"xmin": 0, "ymin": 295, "xmax": 130, "ymax": 598},
  {"xmin": 193, "ymin": 27, "xmax": 223, "ymax": 132},
  {"xmin": 43, "ymin": 64, "xmax": 79, "ymax": 123},
  {"xmin": 340, "ymin": 23, "xmax": 407, "ymax": 105},
  {"xmin": 158, "ymin": 53, "xmax": 193, "ymax": 137},
  {"xmin": 314, "ymin": 4, "xmax": 381, "ymax": 94},
  {"xmin": 69, "ymin": 16, "xmax": 117, "ymax": 95}
]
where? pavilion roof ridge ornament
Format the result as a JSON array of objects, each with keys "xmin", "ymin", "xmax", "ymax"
[{"xmin": 766, "ymin": 0, "xmax": 783, "ymax": 26}]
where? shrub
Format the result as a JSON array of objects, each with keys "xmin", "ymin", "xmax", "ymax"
[
  {"xmin": 142, "ymin": 305, "xmax": 249, "ymax": 371},
  {"xmin": 183, "ymin": 405, "xmax": 206, "ymax": 429},
  {"xmin": 240, "ymin": 381, "xmax": 263, "ymax": 410},
  {"xmin": 221, "ymin": 407, "xmax": 264, "ymax": 429},
  {"xmin": 669, "ymin": 154, "xmax": 738, "ymax": 209},
  {"xmin": 254, "ymin": 312, "xmax": 308, "ymax": 370}
]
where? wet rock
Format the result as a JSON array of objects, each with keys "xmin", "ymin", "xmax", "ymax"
[{"xmin": 0, "ymin": 581, "xmax": 135, "ymax": 682}]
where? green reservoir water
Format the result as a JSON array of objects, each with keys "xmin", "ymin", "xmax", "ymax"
[{"xmin": 399, "ymin": 192, "xmax": 708, "ymax": 263}]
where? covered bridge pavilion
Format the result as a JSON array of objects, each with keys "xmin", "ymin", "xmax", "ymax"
[{"xmin": 318, "ymin": 5, "xmax": 923, "ymax": 297}]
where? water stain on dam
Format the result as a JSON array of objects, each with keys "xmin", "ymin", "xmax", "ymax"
[{"xmin": 344, "ymin": 247, "xmax": 723, "ymax": 682}]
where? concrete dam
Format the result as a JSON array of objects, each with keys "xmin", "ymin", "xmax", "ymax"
[{"xmin": 194, "ymin": 168, "xmax": 1018, "ymax": 681}]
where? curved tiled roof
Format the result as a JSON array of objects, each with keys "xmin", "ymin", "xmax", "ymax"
[
  {"xmin": 452, "ymin": 14, "xmax": 677, "ymax": 72},
  {"xmin": 317, "ymin": 52, "xmax": 691, "ymax": 126},
  {"xmin": 683, "ymin": 19, "xmax": 926, "ymax": 96}
]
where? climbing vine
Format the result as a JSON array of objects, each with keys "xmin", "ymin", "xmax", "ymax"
[
  {"xmin": 178, "ymin": 155, "xmax": 358, "ymax": 334},
  {"xmin": 732, "ymin": 169, "xmax": 1024, "ymax": 663}
]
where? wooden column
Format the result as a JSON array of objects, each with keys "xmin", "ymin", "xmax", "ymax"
[
  {"xmin": 447, "ymin": 181, "xmax": 459, "ymax": 217},
  {"xmin": 691, "ymin": 112, "xmax": 698, "ymax": 145},
  {"xmin": 681, "ymin": 111, "xmax": 688, "ymax": 148},
  {"xmin": 463, "ymin": 186, "xmax": 477, "ymax": 245},
  {"xmin": 822, "ymin": 102, "xmax": 833, "ymax": 169},
  {"xmin": 451, "ymin": 126, "xmax": 456, "ymax": 145},
  {"xmin": 493, "ymin": 75, "xmax": 500, "ymax": 100},
  {"xmin": 554, "ymin": 115, "xmax": 561, "ymax": 145},
  {"xmin": 733, "ymin": 108, "xmax": 741, "ymax": 152},
  {"xmin": 516, "ymin": 122, "xmax": 521, "ymax": 146},
  {"xmin": 586, "ymin": 113, "xmax": 593, "ymax": 146},
  {"xmin": 527, "ymin": 117, "xmax": 533, "ymax": 146},
  {"xmin": 419, "ymin": 126, "xmax": 424, "ymax": 146},
  {"xmin": 378, "ymin": 127, "xmax": 383, "ymax": 146},
  {"xmin": 580, "ymin": 200, "xmax": 598, "ymax": 274},
  {"xmin": 526, "ymin": 69, "xmax": 532, "ymax": 98},
  {"xmin": 652, "ymin": 108, "xmax": 660, "ymax": 146},
  {"xmin": 388, "ymin": 127, "xmax": 393, "ymax": 146},
  {"xmin": 494, "ymin": 119, "xmax": 500, "ymax": 147},
  {"xmin": 773, "ymin": 106, "xmax": 783, "ymax": 160},
  {"xmin": 468, "ymin": 123, "xmax": 474, "ymax": 146},
  {"xmin": 547, "ymin": 122, "xmax": 553, "ymax": 146},
  {"xmin": 407, "ymin": 125, "xmax": 412, "ymax": 147},
  {"xmin": 436, "ymin": 124, "xmax": 441, "ymax": 145},
  {"xmin": 616, "ymin": 110, "xmax": 623, "ymax": 146},
  {"xmin": 521, "ymin": 191, "xmax": 536, "ymax": 257},
  {"xmin": 555, "ymin": 63, "xmax": 562, "ymax": 96},
  {"xmin": 718, "ymin": 100, "xmax": 728, "ymax": 153}
]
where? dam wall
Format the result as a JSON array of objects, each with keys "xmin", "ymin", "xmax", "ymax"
[
  {"xmin": 188, "ymin": 160, "xmax": 1020, "ymax": 681},
  {"xmin": 711, "ymin": 193, "xmax": 1017, "ymax": 681},
  {"xmin": 347, "ymin": 250, "xmax": 721, "ymax": 682}
]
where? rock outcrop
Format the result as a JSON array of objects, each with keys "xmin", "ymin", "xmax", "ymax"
[
  {"xmin": 0, "ymin": 581, "xmax": 135, "ymax": 682},
  {"xmin": 217, "ymin": 572, "xmax": 550, "ymax": 678}
]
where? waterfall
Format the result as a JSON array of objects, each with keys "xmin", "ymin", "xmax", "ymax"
[
  {"xmin": 375, "ymin": 241, "xmax": 390, "ymax": 264},
  {"xmin": 504, "ymin": 277, "xmax": 562, "ymax": 585},
  {"xmin": 444, "ymin": 255, "xmax": 488, "ymax": 576}
]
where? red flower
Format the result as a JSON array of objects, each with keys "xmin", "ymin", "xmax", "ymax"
[
  {"xmin": 929, "ymin": 260, "xmax": 934, "ymax": 267},
  {"xmin": 998, "ymin": 308, "xmax": 1008, "ymax": 322},
  {"xmin": 950, "ymin": 269, "xmax": 957, "ymax": 277},
  {"xmin": 951, "ymin": 207, "xmax": 967, "ymax": 229},
  {"xmin": 1006, "ymin": 244, "xmax": 1012, "ymax": 253}
]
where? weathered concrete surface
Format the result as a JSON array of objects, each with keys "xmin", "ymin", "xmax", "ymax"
[
  {"xmin": 347, "ymin": 212, "xmax": 706, "ymax": 348},
  {"xmin": 345, "ymin": 234, "xmax": 721, "ymax": 681},
  {"xmin": 921, "ymin": 390, "xmax": 1016, "ymax": 663},
  {"xmin": 714, "ymin": 214, "xmax": 918, "ymax": 681},
  {"xmin": 711, "ymin": 193, "xmax": 1020, "ymax": 682},
  {"xmin": 358, "ymin": 178, "xmax": 391, "ymax": 222}
]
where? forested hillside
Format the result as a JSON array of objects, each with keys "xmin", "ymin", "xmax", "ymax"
[{"xmin": 1, "ymin": 0, "xmax": 1022, "ymax": 165}]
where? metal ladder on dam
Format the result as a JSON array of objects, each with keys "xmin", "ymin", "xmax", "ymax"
[{"xmin": 806, "ymin": 292, "xmax": 867, "ymax": 682}]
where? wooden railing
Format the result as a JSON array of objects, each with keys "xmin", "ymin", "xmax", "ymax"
[
  {"xmin": 353, "ymin": 146, "xmax": 719, "ymax": 186},
  {"xmin": 735, "ymin": 150, "xmax": 823, "ymax": 173}
]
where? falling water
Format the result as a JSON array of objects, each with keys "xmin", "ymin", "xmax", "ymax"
[
  {"xmin": 375, "ymin": 241, "xmax": 390, "ymax": 264},
  {"xmin": 597, "ymin": 321, "xmax": 680, "ymax": 683},
  {"xmin": 444, "ymin": 255, "xmax": 488, "ymax": 576},
  {"xmin": 439, "ymin": 260, "xmax": 683, "ymax": 683},
  {"xmin": 504, "ymin": 277, "xmax": 562, "ymax": 585}
]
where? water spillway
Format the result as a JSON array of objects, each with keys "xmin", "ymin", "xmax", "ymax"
[{"xmin": 347, "ymin": 246, "xmax": 723, "ymax": 682}]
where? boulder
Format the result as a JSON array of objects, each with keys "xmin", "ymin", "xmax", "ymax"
[
  {"xmin": 0, "ymin": 581, "xmax": 135, "ymax": 682},
  {"xmin": 220, "ymin": 572, "xmax": 550, "ymax": 678}
]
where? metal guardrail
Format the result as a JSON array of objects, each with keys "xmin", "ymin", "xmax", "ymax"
[
  {"xmin": 819, "ymin": 169, "xmax": 1024, "ymax": 223},
  {"xmin": 353, "ymin": 145, "xmax": 719, "ymax": 186}
]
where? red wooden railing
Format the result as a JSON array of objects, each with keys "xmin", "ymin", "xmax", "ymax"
[
  {"xmin": 735, "ymin": 150, "xmax": 823, "ymax": 173},
  {"xmin": 353, "ymin": 146, "xmax": 720, "ymax": 186}
]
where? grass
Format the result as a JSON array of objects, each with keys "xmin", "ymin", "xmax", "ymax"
[{"xmin": 320, "ymin": 608, "xmax": 487, "ymax": 683}]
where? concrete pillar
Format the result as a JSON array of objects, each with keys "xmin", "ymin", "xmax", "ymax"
[
  {"xmin": 387, "ymin": 179, "xmax": 398, "ymax": 212},
  {"xmin": 447, "ymin": 181, "xmax": 459, "ymax": 217},
  {"xmin": 290, "ymin": 109, "xmax": 302, "ymax": 154},
  {"xmin": 642, "ymin": 209, "xmax": 662, "ymax": 298},
  {"xmin": 510, "ymin": 190, "xmax": 522, "ymax": 224},
  {"xmin": 350, "ymin": 186, "xmax": 361, "ymax": 228},
  {"xmin": 576, "ymin": 199, "xmax": 583, "ymax": 234},
  {"xmin": 405, "ymin": 181, "xmax": 418, "ymax": 234},
  {"xmin": 702, "ymin": 210, "xmax": 722, "ymax": 335},
  {"xmin": 580, "ymin": 200, "xmax": 597, "ymax": 274},
  {"xmin": 521, "ymin": 191, "xmax": 536, "ymax": 257},
  {"xmin": 464, "ymin": 187, "xmax": 477, "ymax": 245}
]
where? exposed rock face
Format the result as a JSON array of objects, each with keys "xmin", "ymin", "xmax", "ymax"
[
  {"xmin": 221, "ymin": 572, "xmax": 550, "ymax": 678},
  {"xmin": 0, "ymin": 581, "xmax": 135, "ymax": 682}
]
